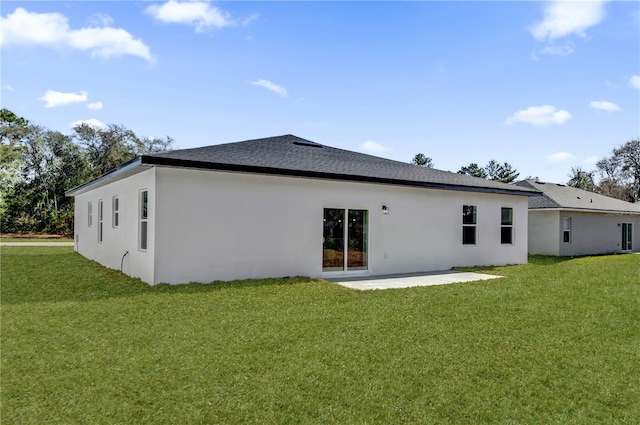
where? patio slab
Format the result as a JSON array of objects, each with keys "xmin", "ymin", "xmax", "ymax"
[{"xmin": 327, "ymin": 270, "xmax": 502, "ymax": 290}]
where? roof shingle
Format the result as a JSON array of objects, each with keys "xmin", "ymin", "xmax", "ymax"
[
  {"xmin": 144, "ymin": 134, "xmax": 539, "ymax": 196},
  {"xmin": 515, "ymin": 180, "xmax": 640, "ymax": 214}
]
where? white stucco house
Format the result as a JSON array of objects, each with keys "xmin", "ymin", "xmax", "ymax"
[
  {"xmin": 515, "ymin": 180, "xmax": 640, "ymax": 256},
  {"xmin": 66, "ymin": 135, "xmax": 540, "ymax": 285}
]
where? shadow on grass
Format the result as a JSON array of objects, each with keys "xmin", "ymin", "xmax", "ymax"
[
  {"xmin": 454, "ymin": 255, "xmax": 575, "ymax": 274},
  {"xmin": 1, "ymin": 246, "xmax": 322, "ymax": 306},
  {"xmin": 526, "ymin": 255, "xmax": 575, "ymax": 266}
]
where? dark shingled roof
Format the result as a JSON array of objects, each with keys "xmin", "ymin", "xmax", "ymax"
[
  {"xmin": 515, "ymin": 180, "xmax": 640, "ymax": 214},
  {"xmin": 142, "ymin": 134, "xmax": 538, "ymax": 196}
]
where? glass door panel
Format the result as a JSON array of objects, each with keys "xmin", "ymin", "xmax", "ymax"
[
  {"xmin": 347, "ymin": 210, "xmax": 368, "ymax": 270},
  {"xmin": 622, "ymin": 223, "xmax": 632, "ymax": 251},
  {"xmin": 323, "ymin": 209, "xmax": 344, "ymax": 271}
]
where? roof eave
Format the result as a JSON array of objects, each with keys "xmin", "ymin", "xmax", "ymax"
[
  {"xmin": 529, "ymin": 207, "xmax": 640, "ymax": 215},
  {"xmin": 141, "ymin": 155, "xmax": 540, "ymax": 197}
]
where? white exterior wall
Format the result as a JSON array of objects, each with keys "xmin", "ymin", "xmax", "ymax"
[
  {"xmin": 528, "ymin": 210, "xmax": 640, "ymax": 256},
  {"xmin": 153, "ymin": 167, "xmax": 529, "ymax": 285},
  {"xmin": 528, "ymin": 210, "xmax": 560, "ymax": 255},
  {"xmin": 73, "ymin": 168, "xmax": 156, "ymax": 284},
  {"xmin": 558, "ymin": 211, "xmax": 640, "ymax": 256}
]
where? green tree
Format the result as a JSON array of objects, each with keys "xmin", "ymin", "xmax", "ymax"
[
  {"xmin": 567, "ymin": 166, "xmax": 596, "ymax": 192},
  {"xmin": 485, "ymin": 160, "xmax": 520, "ymax": 183},
  {"xmin": 74, "ymin": 123, "xmax": 174, "ymax": 178},
  {"xmin": 457, "ymin": 163, "xmax": 487, "ymax": 179},
  {"xmin": 411, "ymin": 153, "xmax": 434, "ymax": 168},
  {"xmin": 2, "ymin": 127, "xmax": 90, "ymax": 234},
  {"xmin": 0, "ymin": 109, "xmax": 30, "ymax": 218},
  {"xmin": 612, "ymin": 139, "xmax": 640, "ymax": 201},
  {"xmin": 596, "ymin": 139, "xmax": 640, "ymax": 202},
  {"xmin": 458, "ymin": 160, "xmax": 519, "ymax": 182}
]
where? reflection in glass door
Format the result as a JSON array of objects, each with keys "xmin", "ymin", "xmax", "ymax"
[
  {"xmin": 323, "ymin": 209, "xmax": 345, "ymax": 271},
  {"xmin": 347, "ymin": 209, "xmax": 368, "ymax": 270},
  {"xmin": 323, "ymin": 208, "xmax": 368, "ymax": 272}
]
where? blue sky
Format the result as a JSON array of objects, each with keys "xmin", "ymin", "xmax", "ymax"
[{"xmin": 2, "ymin": 0, "xmax": 639, "ymax": 183}]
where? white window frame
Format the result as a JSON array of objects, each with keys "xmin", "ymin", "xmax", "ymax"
[
  {"xmin": 88, "ymin": 202, "xmax": 93, "ymax": 227},
  {"xmin": 462, "ymin": 205, "xmax": 477, "ymax": 245},
  {"xmin": 562, "ymin": 217, "xmax": 571, "ymax": 244},
  {"xmin": 112, "ymin": 196, "xmax": 119, "ymax": 228},
  {"xmin": 98, "ymin": 199, "xmax": 103, "ymax": 243},
  {"xmin": 501, "ymin": 207, "xmax": 513, "ymax": 245},
  {"xmin": 139, "ymin": 190, "xmax": 148, "ymax": 251}
]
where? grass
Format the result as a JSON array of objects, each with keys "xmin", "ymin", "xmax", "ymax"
[{"xmin": 1, "ymin": 247, "xmax": 639, "ymax": 424}]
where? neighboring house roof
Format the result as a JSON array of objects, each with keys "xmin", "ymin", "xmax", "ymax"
[
  {"xmin": 515, "ymin": 179, "xmax": 640, "ymax": 215},
  {"xmin": 67, "ymin": 135, "xmax": 540, "ymax": 197}
]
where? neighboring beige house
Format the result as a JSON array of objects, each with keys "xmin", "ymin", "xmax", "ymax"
[
  {"xmin": 66, "ymin": 135, "xmax": 539, "ymax": 285},
  {"xmin": 515, "ymin": 180, "xmax": 640, "ymax": 256}
]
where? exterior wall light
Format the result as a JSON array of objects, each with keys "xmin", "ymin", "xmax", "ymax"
[{"xmin": 382, "ymin": 205, "xmax": 389, "ymax": 215}]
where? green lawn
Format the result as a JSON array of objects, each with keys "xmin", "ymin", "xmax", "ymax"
[{"xmin": 1, "ymin": 247, "xmax": 639, "ymax": 424}]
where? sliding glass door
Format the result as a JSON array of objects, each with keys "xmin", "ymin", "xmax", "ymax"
[
  {"xmin": 622, "ymin": 223, "xmax": 633, "ymax": 251},
  {"xmin": 323, "ymin": 208, "xmax": 368, "ymax": 272}
]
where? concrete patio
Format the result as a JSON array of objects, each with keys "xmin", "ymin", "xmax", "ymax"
[{"xmin": 327, "ymin": 270, "xmax": 503, "ymax": 290}]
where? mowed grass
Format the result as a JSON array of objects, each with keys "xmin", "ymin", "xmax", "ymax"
[{"xmin": 1, "ymin": 247, "xmax": 639, "ymax": 424}]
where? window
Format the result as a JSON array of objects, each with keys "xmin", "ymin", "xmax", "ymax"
[
  {"xmin": 112, "ymin": 196, "xmax": 119, "ymax": 228},
  {"xmin": 98, "ymin": 199, "xmax": 103, "ymax": 243},
  {"xmin": 462, "ymin": 205, "xmax": 477, "ymax": 245},
  {"xmin": 501, "ymin": 207, "xmax": 513, "ymax": 244},
  {"xmin": 88, "ymin": 202, "xmax": 93, "ymax": 227},
  {"xmin": 139, "ymin": 190, "xmax": 148, "ymax": 251},
  {"xmin": 562, "ymin": 217, "xmax": 571, "ymax": 243}
]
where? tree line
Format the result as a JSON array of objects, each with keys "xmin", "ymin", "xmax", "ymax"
[
  {"xmin": 412, "ymin": 138, "xmax": 640, "ymax": 202},
  {"xmin": 0, "ymin": 109, "xmax": 174, "ymax": 235},
  {"xmin": 566, "ymin": 139, "xmax": 640, "ymax": 203},
  {"xmin": 411, "ymin": 154, "xmax": 520, "ymax": 183}
]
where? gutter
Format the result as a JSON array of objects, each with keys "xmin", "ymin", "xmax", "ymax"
[{"xmin": 529, "ymin": 207, "xmax": 640, "ymax": 215}]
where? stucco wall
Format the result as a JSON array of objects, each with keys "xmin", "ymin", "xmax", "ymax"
[
  {"xmin": 558, "ymin": 211, "xmax": 640, "ymax": 256},
  {"xmin": 153, "ymin": 167, "xmax": 529, "ymax": 284},
  {"xmin": 528, "ymin": 210, "xmax": 560, "ymax": 255},
  {"xmin": 73, "ymin": 167, "xmax": 156, "ymax": 284}
]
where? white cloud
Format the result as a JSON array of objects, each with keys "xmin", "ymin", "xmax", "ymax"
[
  {"xmin": 630, "ymin": 75, "xmax": 640, "ymax": 89},
  {"xmin": 539, "ymin": 42, "xmax": 575, "ymax": 57},
  {"xmin": 89, "ymin": 13, "xmax": 113, "ymax": 27},
  {"xmin": 241, "ymin": 13, "xmax": 259, "ymax": 27},
  {"xmin": 2, "ymin": 84, "xmax": 15, "ymax": 91},
  {"xmin": 530, "ymin": 0, "xmax": 610, "ymax": 42},
  {"xmin": 546, "ymin": 152, "xmax": 575, "ymax": 162},
  {"xmin": 583, "ymin": 156, "xmax": 599, "ymax": 165},
  {"xmin": 505, "ymin": 105, "xmax": 572, "ymax": 126},
  {"xmin": 0, "ymin": 7, "xmax": 153, "ymax": 61},
  {"xmin": 71, "ymin": 118, "xmax": 106, "ymax": 129},
  {"xmin": 40, "ymin": 90, "xmax": 88, "ymax": 108},
  {"xmin": 251, "ymin": 79, "xmax": 288, "ymax": 97},
  {"xmin": 360, "ymin": 140, "xmax": 390, "ymax": 154},
  {"xmin": 590, "ymin": 100, "xmax": 621, "ymax": 112},
  {"xmin": 145, "ymin": 0, "xmax": 234, "ymax": 32},
  {"xmin": 87, "ymin": 101, "xmax": 103, "ymax": 110}
]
